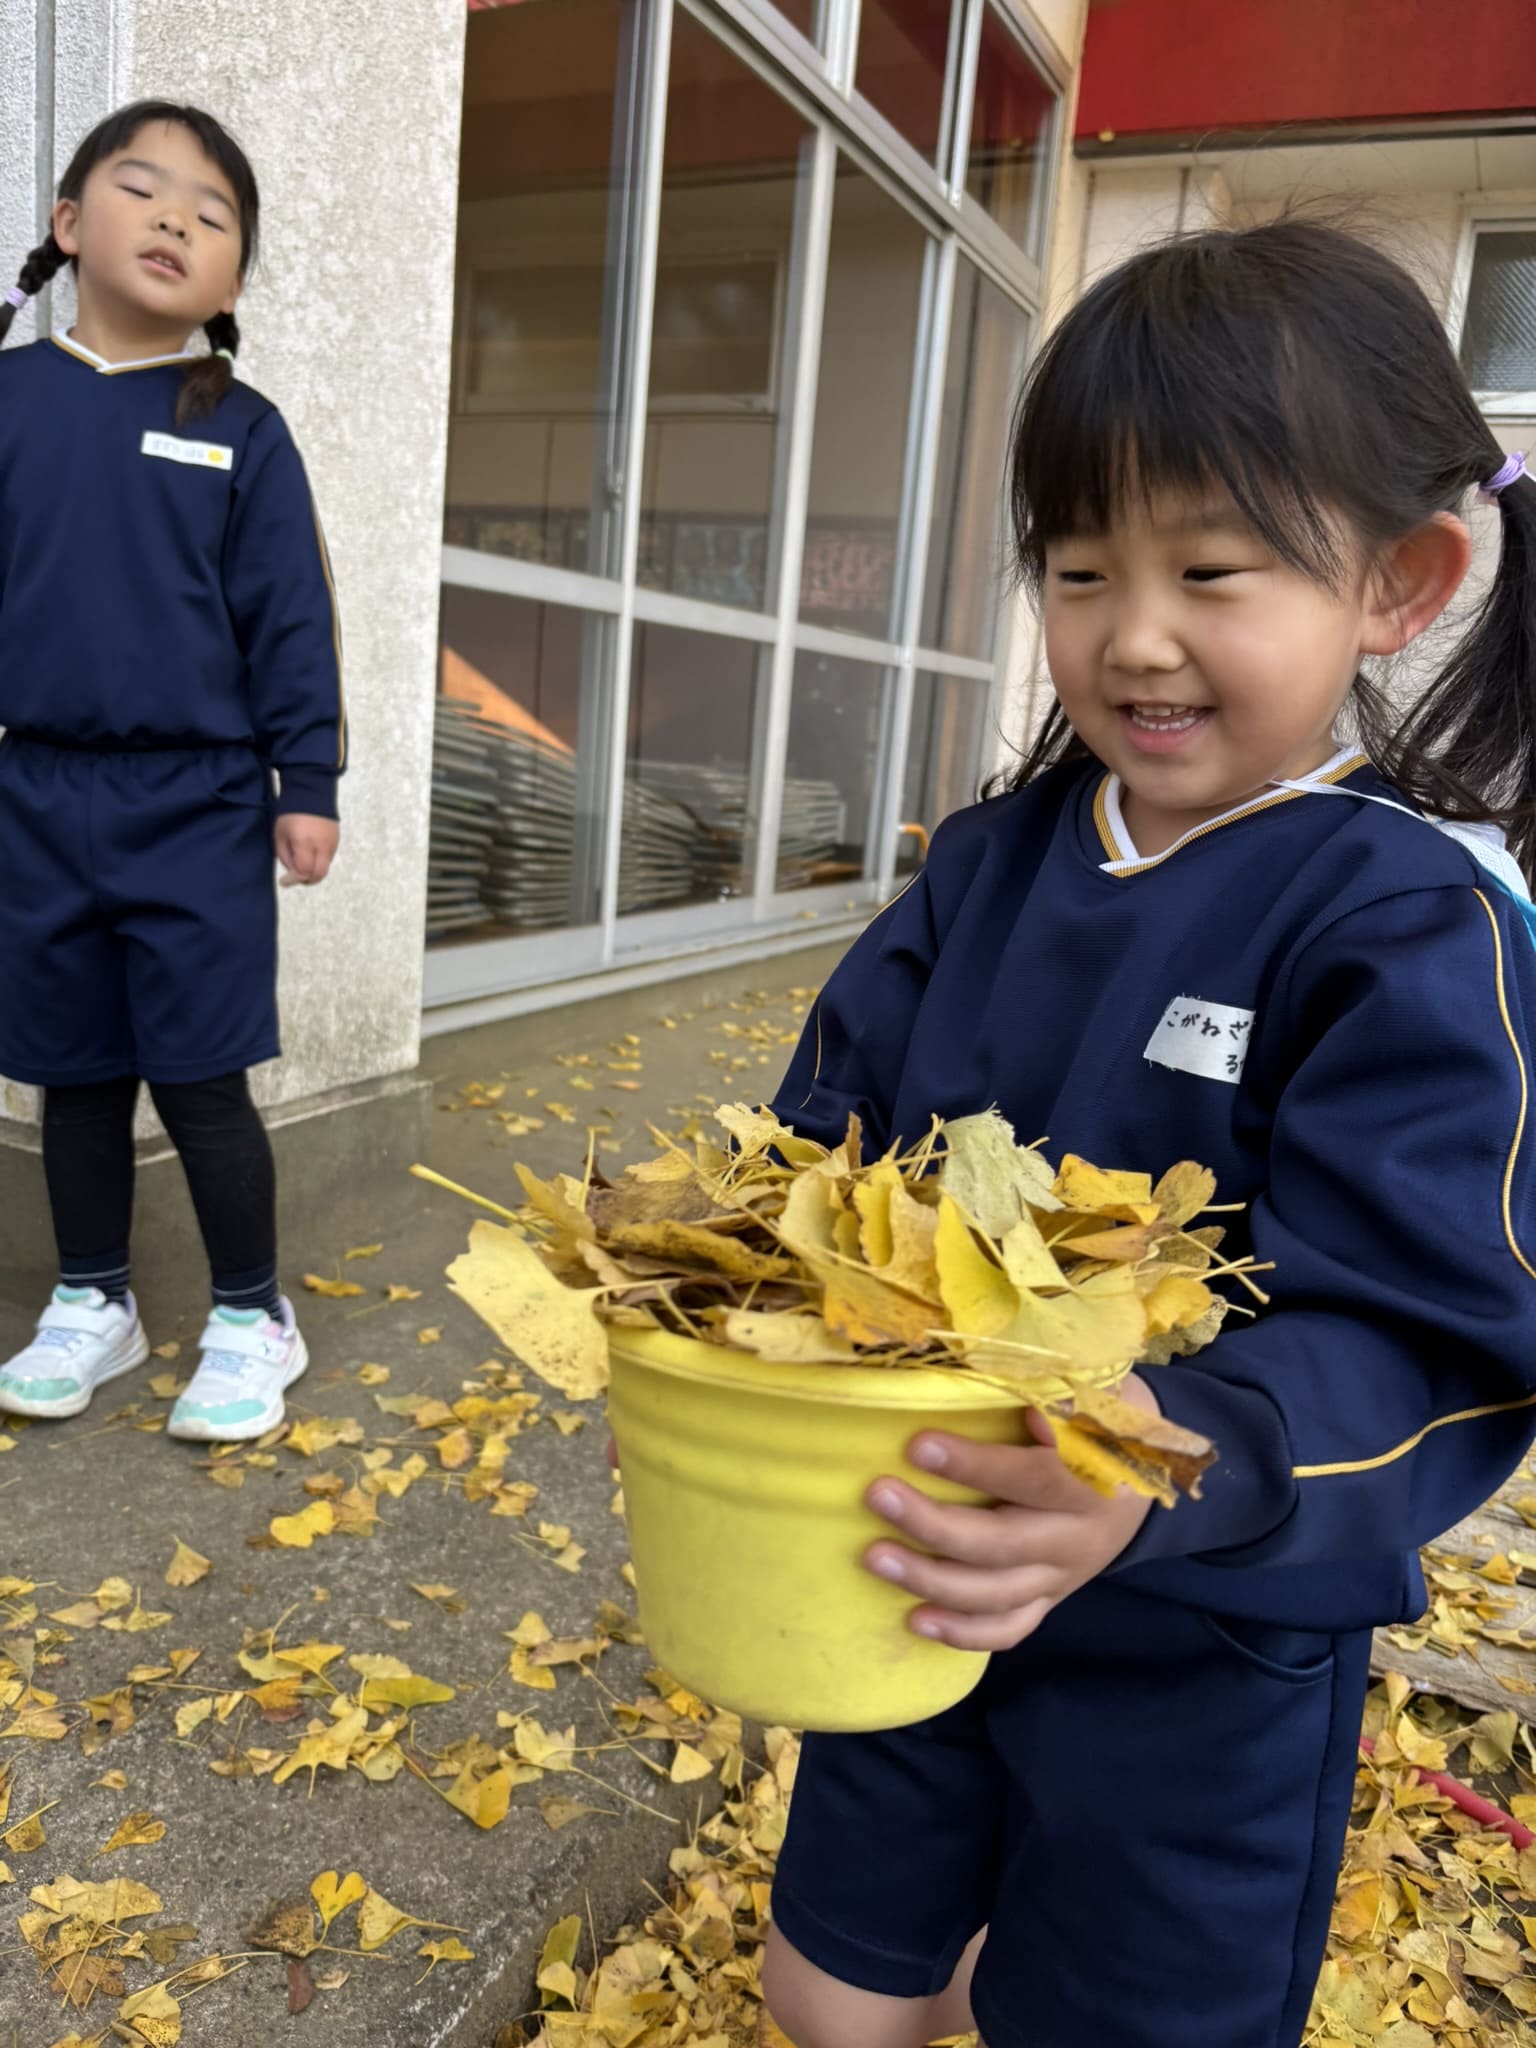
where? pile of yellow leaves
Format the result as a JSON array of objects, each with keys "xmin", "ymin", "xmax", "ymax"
[
  {"xmin": 439, "ymin": 1104, "xmax": 1249, "ymax": 1503},
  {"xmin": 500, "ymin": 1678, "xmax": 1536, "ymax": 2048}
]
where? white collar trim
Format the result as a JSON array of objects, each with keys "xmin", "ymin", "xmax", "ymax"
[
  {"xmin": 1099, "ymin": 745, "xmax": 1363, "ymax": 875},
  {"xmin": 54, "ymin": 328, "xmax": 196, "ymax": 372}
]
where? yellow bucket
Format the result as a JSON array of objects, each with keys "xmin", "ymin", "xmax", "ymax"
[{"xmin": 606, "ymin": 1326, "xmax": 1028, "ymax": 1733}]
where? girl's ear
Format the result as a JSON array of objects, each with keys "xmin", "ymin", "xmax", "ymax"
[
  {"xmin": 52, "ymin": 196, "xmax": 81, "ymax": 259},
  {"xmin": 1360, "ymin": 510, "xmax": 1474, "ymax": 657}
]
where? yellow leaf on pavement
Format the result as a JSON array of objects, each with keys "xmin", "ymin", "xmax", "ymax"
[
  {"xmin": 116, "ymin": 1982, "xmax": 181, "ymax": 2046},
  {"xmin": 445, "ymin": 1763, "xmax": 514, "ymax": 1830},
  {"xmin": 302, "ymin": 1273, "xmax": 365, "ymax": 1299},
  {"xmin": 670, "ymin": 1744, "xmax": 714, "ymax": 1784},
  {"xmin": 164, "ymin": 1540, "xmax": 211, "ymax": 1589},
  {"xmin": 270, "ymin": 1501, "xmax": 335, "ymax": 1549},
  {"xmin": 101, "ymin": 1812, "xmax": 166, "ymax": 1854},
  {"xmin": 310, "ymin": 1868, "xmax": 366, "ymax": 1933}
]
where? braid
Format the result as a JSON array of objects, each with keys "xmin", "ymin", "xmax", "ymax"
[
  {"xmin": 0, "ymin": 233, "xmax": 67, "ymax": 345},
  {"xmin": 176, "ymin": 310, "xmax": 239, "ymax": 426}
]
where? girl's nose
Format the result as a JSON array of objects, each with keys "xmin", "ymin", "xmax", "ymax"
[{"xmin": 1104, "ymin": 601, "xmax": 1184, "ymax": 674}]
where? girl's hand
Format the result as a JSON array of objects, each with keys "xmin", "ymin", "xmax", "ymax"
[
  {"xmin": 275, "ymin": 814, "xmax": 341, "ymax": 887},
  {"xmin": 863, "ymin": 1373, "xmax": 1159, "ymax": 1652}
]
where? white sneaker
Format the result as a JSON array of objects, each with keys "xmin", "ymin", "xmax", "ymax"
[
  {"xmin": 167, "ymin": 1299, "xmax": 309, "ymax": 1442},
  {"xmin": 0, "ymin": 1288, "xmax": 150, "ymax": 1419}
]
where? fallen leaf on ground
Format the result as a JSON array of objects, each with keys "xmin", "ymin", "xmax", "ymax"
[
  {"xmin": 303, "ymin": 1273, "xmax": 365, "ymax": 1300},
  {"xmin": 100, "ymin": 1811, "xmax": 166, "ymax": 1853},
  {"xmin": 164, "ymin": 1539, "xmax": 211, "ymax": 1588},
  {"xmin": 345, "ymin": 1243, "xmax": 383, "ymax": 1261},
  {"xmin": 269, "ymin": 1501, "xmax": 335, "ymax": 1549}
]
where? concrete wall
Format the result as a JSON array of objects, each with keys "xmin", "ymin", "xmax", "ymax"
[{"xmin": 0, "ymin": 0, "xmax": 465, "ymax": 1128}]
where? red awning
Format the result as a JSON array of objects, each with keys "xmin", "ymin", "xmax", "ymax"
[{"xmin": 1077, "ymin": 0, "xmax": 1536, "ymax": 149}]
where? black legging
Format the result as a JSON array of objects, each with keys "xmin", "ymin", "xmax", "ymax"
[{"xmin": 43, "ymin": 1071, "xmax": 278, "ymax": 1304}]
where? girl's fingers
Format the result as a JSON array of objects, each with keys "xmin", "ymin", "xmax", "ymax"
[
  {"xmin": 864, "ymin": 1540, "xmax": 1057, "ymax": 1615},
  {"xmin": 907, "ymin": 1597, "xmax": 1055, "ymax": 1654},
  {"xmin": 867, "ymin": 1478, "xmax": 1073, "ymax": 1562},
  {"xmin": 905, "ymin": 1431, "xmax": 1101, "ymax": 1513}
]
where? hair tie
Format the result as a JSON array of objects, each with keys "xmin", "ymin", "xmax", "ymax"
[
  {"xmin": 215, "ymin": 347, "xmax": 234, "ymax": 362},
  {"xmin": 2, "ymin": 285, "xmax": 28, "ymax": 310},
  {"xmin": 1480, "ymin": 451, "xmax": 1527, "ymax": 501}
]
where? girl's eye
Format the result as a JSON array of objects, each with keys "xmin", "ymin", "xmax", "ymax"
[
  {"xmin": 1185, "ymin": 566, "xmax": 1244, "ymax": 583},
  {"xmin": 121, "ymin": 185, "xmax": 153, "ymax": 199},
  {"xmin": 1055, "ymin": 569, "xmax": 1102, "ymax": 586},
  {"xmin": 199, "ymin": 216, "xmax": 227, "ymax": 232}
]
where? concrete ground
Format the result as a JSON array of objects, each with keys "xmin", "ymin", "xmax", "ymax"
[{"xmin": 0, "ymin": 945, "xmax": 844, "ymax": 2047}]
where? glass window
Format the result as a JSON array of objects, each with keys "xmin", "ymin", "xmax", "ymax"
[
  {"xmin": 430, "ymin": 590, "xmax": 611, "ymax": 941},
  {"xmin": 770, "ymin": 0, "xmax": 823, "ymax": 46},
  {"xmin": 966, "ymin": 7, "xmax": 1056, "ymax": 257},
  {"xmin": 638, "ymin": 14, "xmax": 814, "ymax": 615},
  {"xmin": 622, "ymin": 625, "xmax": 766, "ymax": 911},
  {"xmin": 896, "ymin": 672, "xmax": 993, "ymax": 874},
  {"xmin": 778, "ymin": 652, "xmax": 892, "ymax": 890},
  {"xmin": 920, "ymin": 260, "xmax": 1029, "ymax": 661},
  {"xmin": 1461, "ymin": 229, "xmax": 1536, "ymax": 392},
  {"xmin": 855, "ymin": 0, "xmax": 953, "ymax": 163},
  {"xmin": 444, "ymin": 0, "xmax": 629, "ymax": 577},
  {"xmin": 798, "ymin": 159, "xmax": 929, "ymax": 641}
]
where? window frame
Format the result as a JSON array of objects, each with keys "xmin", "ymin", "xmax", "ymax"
[{"xmin": 1449, "ymin": 204, "xmax": 1536, "ymax": 422}]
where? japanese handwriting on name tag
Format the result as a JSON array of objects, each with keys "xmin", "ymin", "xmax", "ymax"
[{"xmin": 1144, "ymin": 996, "xmax": 1254, "ymax": 1085}]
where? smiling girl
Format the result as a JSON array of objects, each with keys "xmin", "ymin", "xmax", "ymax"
[
  {"xmin": 761, "ymin": 218, "xmax": 1536, "ymax": 2048},
  {"xmin": 0, "ymin": 102, "xmax": 345, "ymax": 1442}
]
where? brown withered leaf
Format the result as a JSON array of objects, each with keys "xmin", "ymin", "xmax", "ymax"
[
  {"xmin": 1046, "ymin": 1388, "xmax": 1218, "ymax": 1509},
  {"xmin": 247, "ymin": 1894, "xmax": 319, "ymax": 1958}
]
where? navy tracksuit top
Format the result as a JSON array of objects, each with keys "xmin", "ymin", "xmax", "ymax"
[
  {"xmin": 0, "ymin": 334, "xmax": 345, "ymax": 818},
  {"xmin": 772, "ymin": 751, "xmax": 1536, "ymax": 1634}
]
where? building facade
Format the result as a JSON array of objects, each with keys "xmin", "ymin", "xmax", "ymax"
[{"xmin": 1, "ymin": 0, "xmax": 1532, "ymax": 1139}]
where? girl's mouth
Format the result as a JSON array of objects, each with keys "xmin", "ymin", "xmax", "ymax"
[{"xmin": 1119, "ymin": 704, "xmax": 1213, "ymax": 753}]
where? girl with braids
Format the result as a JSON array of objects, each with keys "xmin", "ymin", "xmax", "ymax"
[
  {"xmin": 759, "ymin": 218, "xmax": 1536, "ymax": 2048},
  {"xmin": 0, "ymin": 102, "xmax": 344, "ymax": 1441}
]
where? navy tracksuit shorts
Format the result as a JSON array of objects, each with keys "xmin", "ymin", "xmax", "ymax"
[
  {"xmin": 772, "ymin": 1578, "xmax": 1372, "ymax": 2048},
  {"xmin": 0, "ymin": 737, "xmax": 280, "ymax": 1086}
]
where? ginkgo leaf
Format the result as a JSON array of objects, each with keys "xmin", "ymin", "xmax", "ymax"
[
  {"xmin": 302, "ymin": 1273, "xmax": 365, "ymax": 1299},
  {"xmin": 116, "ymin": 1982, "xmax": 181, "ymax": 2046},
  {"xmin": 31, "ymin": 1874, "xmax": 163, "ymax": 1919},
  {"xmin": 447, "ymin": 1221, "xmax": 609, "ymax": 1399},
  {"xmin": 1045, "ymin": 1388, "xmax": 1218, "ymax": 1508},
  {"xmin": 163, "ymin": 1540, "xmax": 211, "ymax": 1588},
  {"xmin": 444, "ymin": 1763, "xmax": 513, "ymax": 1830},
  {"xmin": 416, "ymin": 1936, "xmax": 475, "ymax": 1977},
  {"xmin": 269, "ymin": 1502, "xmax": 335, "ymax": 1549},
  {"xmin": 356, "ymin": 1886, "xmax": 462, "ymax": 1952},
  {"xmin": 538, "ymin": 1914, "xmax": 583, "ymax": 2007},
  {"xmin": 344, "ymin": 1243, "xmax": 383, "ymax": 1260},
  {"xmin": 512, "ymin": 1719, "xmax": 576, "ymax": 1773},
  {"xmin": 670, "ymin": 1744, "xmax": 713, "ymax": 1784},
  {"xmin": 101, "ymin": 1811, "xmax": 166, "ymax": 1853},
  {"xmin": 310, "ymin": 1868, "xmax": 366, "ymax": 1933},
  {"xmin": 175, "ymin": 1699, "xmax": 214, "ymax": 1739},
  {"xmin": 248, "ymin": 1895, "xmax": 319, "ymax": 1958}
]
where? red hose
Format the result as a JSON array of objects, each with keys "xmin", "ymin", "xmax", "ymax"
[{"xmin": 1359, "ymin": 1733, "xmax": 1533, "ymax": 1848}]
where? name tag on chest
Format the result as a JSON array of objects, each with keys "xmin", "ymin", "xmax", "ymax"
[
  {"xmin": 1145, "ymin": 996, "xmax": 1254, "ymax": 1085},
  {"xmin": 141, "ymin": 430, "xmax": 235, "ymax": 472}
]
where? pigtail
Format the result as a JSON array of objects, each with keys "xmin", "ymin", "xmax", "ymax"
[
  {"xmin": 176, "ymin": 310, "xmax": 238, "ymax": 426},
  {"xmin": 1375, "ymin": 470, "xmax": 1536, "ymax": 880},
  {"xmin": 0, "ymin": 233, "xmax": 68, "ymax": 345}
]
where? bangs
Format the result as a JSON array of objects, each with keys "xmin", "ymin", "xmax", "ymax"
[
  {"xmin": 66, "ymin": 102, "xmax": 260, "ymax": 272},
  {"xmin": 1010, "ymin": 226, "xmax": 1394, "ymax": 593}
]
